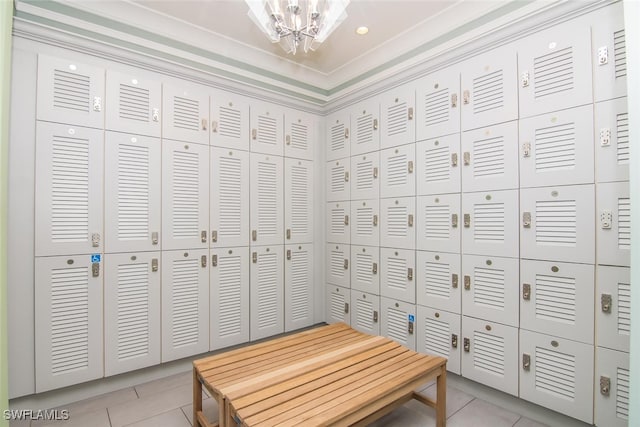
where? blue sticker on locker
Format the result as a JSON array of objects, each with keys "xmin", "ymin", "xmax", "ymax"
[
  {"xmin": 408, "ymin": 314, "xmax": 415, "ymax": 322},
  {"xmin": 91, "ymin": 254, "xmax": 101, "ymax": 263}
]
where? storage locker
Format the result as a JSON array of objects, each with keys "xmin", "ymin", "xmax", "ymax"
[
  {"xmin": 35, "ymin": 122, "xmax": 104, "ymax": 257},
  {"xmin": 416, "ymin": 193, "xmax": 461, "ymax": 254},
  {"xmin": 520, "ymin": 259, "xmax": 594, "ymax": 344},
  {"xmin": 350, "ymin": 199, "xmax": 379, "ymax": 247},
  {"xmin": 350, "ymin": 245, "xmax": 380, "ymax": 295},
  {"xmin": 416, "ymin": 133, "xmax": 460, "ymax": 195},
  {"xmin": 104, "ymin": 252, "xmax": 161, "ymax": 376},
  {"xmin": 380, "ymin": 247, "xmax": 416, "ymax": 304},
  {"xmin": 517, "ymin": 22, "xmax": 593, "ymax": 118},
  {"xmin": 210, "ymin": 247, "xmax": 249, "ymax": 351},
  {"xmin": 250, "ymin": 101, "xmax": 284, "ymax": 156},
  {"xmin": 595, "ymin": 97, "xmax": 629, "ymax": 183},
  {"xmin": 35, "ymin": 255, "xmax": 103, "ymax": 392},
  {"xmin": 210, "ymin": 91, "xmax": 249, "ymax": 151},
  {"xmin": 250, "ymin": 245, "xmax": 284, "ymax": 340},
  {"xmin": 285, "ymin": 243, "xmax": 314, "ymax": 331},
  {"xmin": 105, "ymin": 132, "xmax": 161, "ymax": 254},
  {"xmin": 461, "ymin": 121, "xmax": 518, "ymax": 192},
  {"xmin": 380, "ymin": 297, "xmax": 416, "ymax": 351},
  {"xmin": 350, "ymin": 152, "xmax": 379, "ymax": 200},
  {"xmin": 326, "ymin": 202, "xmax": 351, "ymax": 245},
  {"xmin": 36, "ymin": 55, "xmax": 105, "ymax": 129},
  {"xmin": 380, "ymin": 197, "xmax": 415, "ymax": 250},
  {"xmin": 161, "ymin": 249, "xmax": 209, "ymax": 362},
  {"xmin": 210, "ymin": 147, "xmax": 250, "ymax": 248},
  {"xmin": 326, "ymin": 158, "xmax": 350, "ymax": 202},
  {"xmin": 350, "ymin": 99, "xmax": 380, "ymax": 155},
  {"xmin": 162, "ymin": 139, "xmax": 209, "ymax": 251},
  {"xmin": 417, "ymin": 306, "xmax": 461, "ymax": 375},
  {"xmin": 519, "ymin": 329, "xmax": 594, "ymax": 424},
  {"xmin": 461, "ymin": 316, "xmax": 518, "ymax": 396},
  {"xmin": 250, "ymin": 154, "xmax": 284, "ymax": 246},
  {"xmin": 520, "ymin": 185, "xmax": 595, "ymax": 264},
  {"xmin": 596, "ymin": 266, "xmax": 630, "ymax": 353},
  {"xmin": 380, "ymin": 143, "xmax": 416, "ymax": 198},
  {"xmin": 597, "ymin": 182, "xmax": 630, "ymax": 267},
  {"xmin": 326, "ymin": 243, "xmax": 350, "ymax": 288},
  {"xmin": 592, "ymin": 2, "xmax": 627, "ymax": 102},
  {"xmin": 284, "ymin": 109, "xmax": 315, "ymax": 160},
  {"xmin": 326, "ymin": 110, "xmax": 350, "ymax": 161},
  {"xmin": 162, "ymin": 83, "xmax": 209, "ymax": 145},
  {"xmin": 350, "ymin": 291, "xmax": 380, "ymax": 335},
  {"xmin": 105, "ymin": 70, "xmax": 161, "ymax": 137},
  {"xmin": 461, "ymin": 189, "xmax": 519, "ymax": 258},
  {"xmin": 380, "ymin": 85, "xmax": 415, "ymax": 149},
  {"xmin": 415, "ymin": 67, "xmax": 460, "ymax": 140},
  {"xmin": 416, "ymin": 251, "xmax": 461, "ymax": 314},
  {"xmin": 595, "ymin": 347, "xmax": 630, "ymax": 427},
  {"xmin": 460, "ymin": 47, "xmax": 518, "ymax": 131},
  {"xmin": 326, "ymin": 284, "xmax": 350, "ymax": 325},
  {"xmin": 285, "ymin": 158, "xmax": 314, "ymax": 244},
  {"xmin": 519, "ymin": 105, "xmax": 594, "ymax": 188}
]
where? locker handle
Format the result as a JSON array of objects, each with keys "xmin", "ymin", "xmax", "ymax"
[
  {"xmin": 463, "ymin": 275, "xmax": 471, "ymax": 290},
  {"xmin": 287, "ymin": 249, "xmax": 292, "ymax": 260},
  {"xmin": 521, "ymin": 71, "xmax": 530, "ymax": 88},
  {"xmin": 151, "ymin": 258, "xmax": 158, "ymax": 272},
  {"xmin": 286, "ymin": 229, "xmax": 291, "ymax": 240},
  {"xmin": 286, "ymin": 134, "xmax": 291, "ymax": 145},
  {"xmin": 152, "ymin": 231, "xmax": 159, "ymax": 245},
  {"xmin": 201, "ymin": 230, "xmax": 207, "ymax": 243},
  {"xmin": 451, "ymin": 334, "xmax": 458, "ymax": 348},
  {"xmin": 152, "ymin": 108, "xmax": 159, "ymax": 122},
  {"xmin": 92, "ymin": 262, "xmax": 100, "ymax": 277},
  {"xmin": 344, "ymin": 128, "xmax": 349, "ymax": 139},
  {"xmin": 600, "ymin": 376, "xmax": 611, "ymax": 396},
  {"xmin": 523, "ymin": 353, "xmax": 531, "ymax": 370},
  {"xmin": 201, "ymin": 255, "xmax": 207, "ymax": 268},
  {"xmin": 407, "ymin": 160, "xmax": 414, "ymax": 173},
  {"xmin": 451, "ymin": 214, "xmax": 458, "ymax": 228},
  {"xmin": 373, "ymin": 118, "xmax": 378, "ymax": 131},
  {"xmin": 345, "ymin": 171, "xmax": 349, "ymax": 182},
  {"xmin": 408, "ymin": 107, "xmax": 414, "ymax": 120},
  {"xmin": 523, "ymin": 212, "xmax": 532, "ymax": 228},
  {"xmin": 598, "ymin": 46, "xmax": 609, "ymax": 65},
  {"xmin": 93, "ymin": 96, "xmax": 102, "ymax": 112},
  {"xmin": 373, "ymin": 215, "xmax": 378, "ymax": 227},
  {"xmin": 462, "ymin": 90, "xmax": 470, "ymax": 105},
  {"xmin": 372, "ymin": 262, "xmax": 378, "ymax": 274},
  {"xmin": 212, "ymin": 120, "xmax": 218, "ymax": 133},
  {"xmin": 407, "ymin": 268, "xmax": 413, "ymax": 281},
  {"xmin": 344, "ymin": 259, "xmax": 349, "ymax": 270},
  {"xmin": 463, "ymin": 152, "xmax": 470, "ymax": 166},
  {"xmin": 252, "ymin": 230, "xmax": 257, "ymax": 241},
  {"xmin": 522, "ymin": 142, "xmax": 531, "ymax": 158},
  {"xmin": 451, "ymin": 153, "xmax": 458, "ymax": 167},
  {"xmin": 252, "ymin": 128, "xmax": 257, "ymax": 140},
  {"xmin": 344, "ymin": 215, "xmax": 349, "ymax": 226},
  {"xmin": 252, "ymin": 252, "xmax": 258, "ymax": 263},
  {"xmin": 452, "ymin": 274, "xmax": 458, "ymax": 289},
  {"xmin": 92, "ymin": 233, "xmax": 101, "ymax": 248},
  {"xmin": 463, "ymin": 338, "xmax": 470, "ymax": 352},
  {"xmin": 373, "ymin": 167, "xmax": 378, "ymax": 179},
  {"xmin": 522, "ymin": 283, "xmax": 531, "ymax": 301},
  {"xmin": 463, "ymin": 214, "xmax": 470, "ymax": 228},
  {"xmin": 408, "ymin": 321, "xmax": 414, "ymax": 334},
  {"xmin": 201, "ymin": 119, "xmax": 208, "ymax": 131},
  {"xmin": 344, "ymin": 302, "xmax": 349, "ymax": 314},
  {"xmin": 211, "ymin": 230, "xmax": 218, "ymax": 243},
  {"xmin": 601, "ymin": 293, "xmax": 612, "ymax": 313},
  {"xmin": 408, "ymin": 214, "xmax": 414, "ymax": 227},
  {"xmin": 373, "ymin": 310, "xmax": 379, "ymax": 322},
  {"xmin": 451, "ymin": 93, "xmax": 458, "ymax": 108},
  {"xmin": 212, "ymin": 255, "xmax": 218, "ymax": 267}
]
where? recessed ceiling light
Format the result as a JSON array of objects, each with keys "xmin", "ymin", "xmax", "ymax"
[{"xmin": 356, "ymin": 26, "xmax": 369, "ymax": 35}]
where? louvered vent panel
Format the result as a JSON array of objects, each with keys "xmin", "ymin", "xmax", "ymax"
[
  {"xmin": 118, "ymin": 143, "xmax": 149, "ymax": 240},
  {"xmin": 290, "ymin": 166, "xmax": 308, "ymax": 235},
  {"xmin": 330, "ymin": 250, "xmax": 345, "ymax": 279},
  {"xmin": 424, "ymin": 146, "xmax": 449, "ymax": 183},
  {"xmin": 258, "ymin": 161, "xmax": 277, "ymax": 236},
  {"xmin": 356, "ymin": 299, "xmax": 373, "ymax": 331},
  {"xmin": 473, "ymin": 267, "xmax": 505, "ymax": 310},
  {"xmin": 51, "ymin": 267, "xmax": 89, "ymax": 374},
  {"xmin": 424, "ymin": 317, "xmax": 450, "ymax": 358},
  {"xmin": 618, "ymin": 198, "xmax": 630, "ymax": 249},
  {"xmin": 330, "ymin": 292, "xmax": 345, "ymax": 321},
  {"xmin": 116, "ymin": 263, "xmax": 149, "ymax": 360},
  {"xmin": 535, "ymin": 123, "xmax": 576, "ymax": 172},
  {"xmin": 534, "ymin": 47, "xmax": 574, "ymax": 99},
  {"xmin": 473, "ymin": 203, "xmax": 505, "ymax": 242},
  {"xmin": 257, "ymin": 116, "xmax": 277, "ymax": 146},
  {"xmin": 330, "ymin": 165, "xmax": 345, "ymax": 194},
  {"xmin": 171, "ymin": 258, "xmax": 200, "ymax": 348},
  {"xmin": 172, "ymin": 150, "xmax": 199, "ymax": 239},
  {"xmin": 387, "ymin": 257, "xmax": 407, "ymax": 291},
  {"xmin": 387, "ymin": 308, "xmax": 407, "ymax": 344},
  {"xmin": 356, "ymin": 160, "xmax": 373, "ymax": 191},
  {"xmin": 535, "ymin": 200, "xmax": 576, "ymax": 246},
  {"xmin": 424, "ymin": 262, "xmax": 450, "ymax": 299},
  {"xmin": 618, "ymin": 281, "xmax": 631, "ymax": 335},
  {"xmin": 218, "ymin": 255, "xmax": 242, "ymax": 337},
  {"xmin": 617, "ymin": 113, "xmax": 629, "ymax": 164},
  {"xmin": 473, "ymin": 136, "xmax": 504, "ymax": 178},
  {"xmin": 218, "ymin": 156, "xmax": 242, "ymax": 238},
  {"xmin": 53, "ymin": 69, "xmax": 90, "ymax": 112},
  {"xmin": 119, "ymin": 84, "xmax": 149, "ymax": 122},
  {"xmin": 614, "ymin": 30, "xmax": 627, "ymax": 79},
  {"xmin": 473, "ymin": 331, "xmax": 505, "ymax": 376},
  {"xmin": 51, "ymin": 135, "xmax": 90, "ymax": 242},
  {"xmin": 387, "ymin": 102, "xmax": 407, "ymax": 137},
  {"xmin": 356, "ymin": 207, "xmax": 373, "ymax": 238},
  {"xmin": 534, "ymin": 347, "xmax": 576, "ymax": 400},
  {"xmin": 423, "ymin": 89, "xmax": 449, "ymax": 127},
  {"xmin": 173, "ymin": 96, "xmax": 200, "ymax": 131},
  {"xmin": 424, "ymin": 205, "xmax": 450, "ymax": 240},
  {"xmin": 257, "ymin": 253, "xmax": 278, "ymax": 329},
  {"xmin": 356, "ymin": 114, "xmax": 373, "ymax": 146},
  {"xmin": 330, "ymin": 123, "xmax": 345, "ymax": 153},
  {"xmin": 617, "ymin": 367, "xmax": 630, "ymax": 419},
  {"xmin": 290, "ymin": 250, "xmax": 310, "ymax": 321},
  {"xmin": 219, "ymin": 106, "xmax": 242, "ymax": 139},
  {"xmin": 386, "ymin": 206, "xmax": 407, "ymax": 237},
  {"xmin": 330, "ymin": 208, "xmax": 345, "ymax": 235},
  {"xmin": 386, "ymin": 154, "xmax": 407, "ymax": 187},
  {"xmin": 535, "ymin": 274, "xmax": 576, "ymax": 324},
  {"xmin": 290, "ymin": 122, "xmax": 308, "ymax": 150},
  {"xmin": 473, "ymin": 70, "xmax": 504, "ymax": 114},
  {"xmin": 356, "ymin": 253, "xmax": 373, "ymax": 285}
]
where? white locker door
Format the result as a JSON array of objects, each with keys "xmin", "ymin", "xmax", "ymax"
[
  {"xmin": 285, "ymin": 244, "xmax": 314, "ymax": 332},
  {"xmin": 351, "ymin": 199, "xmax": 379, "ymax": 247},
  {"xmin": 416, "ymin": 251, "xmax": 461, "ymax": 314},
  {"xmin": 250, "ymin": 154, "xmax": 284, "ymax": 246},
  {"xmin": 162, "ymin": 140, "xmax": 209, "ymax": 250},
  {"xmin": 415, "ymin": 68, "xmax": 460, "ymax": 140},
  {"xmin": 461, "ymin": 316, "xmax": 518, "ymax": 396},
  {"xmin": 350, "ymin": 152, "xmax": 379, "ymax": 201},
  {"xmin": 162, "ymin": 83, "xmax": 209, "ymax": 145},
  {"xmin": 380, "ymin": 143, "xmax": 416, "ymax": 198},
  {"xmin": 105, "ymin": 70, "xmax": 161, "ymax": 137},
  {"xmin": 417, "ymin": 306, "xmax": 461, "ymax": 375},
  {"xmin": 520, "ymin": 185, "xmax": 595, "ymax": 264},
  {"xmin": 461, "ymin": 121, "xmax": 519, "ymax": 192},
  {"xmin": 350, "ymin": 245, "xmax": 380, "ymax": 295},
  {"xmin": 351, "ymin": 291, "xmax": 380, "ymax": 335},
  {"xmin": 210, "ymin": 147, "xmax": 249, "ymax": 248},
  {"xmin": 380, "ymin": 197, "xmax": 415, "ymax": 250},
  {"xmin": 597, "ymin": 182, "xmax": 630, "ymax": 267},
  {"xmin": 519, "ymin": 105, "xmax": 594, "ymax": 188},
  {"xmin": 596, "ymin": 266, "xmax": 630, "ymax": 353},
  {"xmin": 460, "ymin": 47, "xmax": 518, "ymax": 131},
  {"xmin": 104, "ymin": 252, "xmax": 161, "ymax": 376},
  {"xmin": 327, "ymin": 202, "xmax": 350, "ymax": 245},
  {"xmin": 462, "ymin": 189, "xmax": 519, "ymax": 258},
  {"xmin": 326, "ymin": 243, "xmax": 350, "ymax": 288},
  {"xmin": 250, "ymin": 246, "xmax": 284, "ymax": 340},
  {"xmin": 595, "ymin": 98, "xmax": 629, "ymax": 183},
  {"xmin": 380, "ymin": 85, "xmax": 415, "ymax": 149},
  {"xmin": 416, "ymin": 134, "xmax": 460, "ymax": 195},
  {"xmin": 35, "ymin": 255, "xmax": 103, "ymax": 392},
  {"xmin": 327, "ymin": 158, "xmax": 350, "ymax": 202},
  {"xmin": 595, "ymin": 347, "xmax": 630, "ymax": 427},
  {"xmin": 520, "ymin": 259, "xmax": 594, "ymax": 344},
  {"xmin": 326, "ymin": 285, "xmax": 350, "ymax": 325},
  {"xmin": 326, "ymin": 110, "xmax": 350, "ymax": 161},
  {"xmin": 416, "ymin": 194, "xmax": 461, "ymax": 254},
  {"xmin": 462, "ymin": 255, "xmax": 519, "ymax": 327},
  {"xmin": 35, "ymin": 122, "xmax": 104, "ymax": 257},
  {"xmin": 36, "ymin": 55, "xmax": 105, "ymax": 129},
  {"xmin": 161, "ymin": 249, "xmax": 209, "ymax": 362},
  {"xmin": 517, "ymin": 22, "xmax": 593, "ymax": 118},
  {"xmin": 284, "ymin": 109, "xmax": 315, "ymax": 160},
  {"xmin": 250, "ymin": 102, "xmax": 284, "ymax": 156},
  {"xmin": 105, "ymin": 132, "xmax": 161, "ymax": 254},
  {"xmin": 210, "ymin": 91, "xmax": 249, "ymax": 151},
  {"xmin": 380, "ymin": 297, "xmax": 416, "ymax": 350},
  {"xmin": 592, "ymin": 2, "xmax": 627, "ymax": 102},
  {"xmin": 350, "ymin": 99, "xmax": 380, "ymax": 155},
  {"xmin": 210, "ymin": 247, "xmax": 249, "ymax": 351},
  {"xmin": 520, "ymin": 330, "xmax": 594, "ymax": 424},
  {"xmin": 285, "ymin": 158, "xmax": 313, "ymax": 244},
  {"xmin": 380, "ymin": 248, "xmax": 416, "ymax": 304}
]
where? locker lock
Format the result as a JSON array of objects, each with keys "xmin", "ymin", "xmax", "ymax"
[
  {"xmin": 408, "ymin": 107, "xmax": 414, "ymax": 120},
  {"xmin": 91, "ymin": 262, "xmax": 100, "ymax": 277},
  {"xmin": 598, "ymin": 46, "xmax": 609, "ymax": 65},
  {"xmin": 344, "ymin": 302, "xmax": 349, "ymax": 314},
  {"xmin": 344, "ymin": 215, "xmax": 349, "ymax": 226},
  {"xmin": 252, "ymin": 252, "xmax": 258, "ymax": 263},
  {"xmin": 212, "ymin": 230, "xmax": 218, "ymax": 243},
  {"xmin": 463, "ymin": 152, "xmax": 470, "ymax": 166},
  {"xmin": 152, "ymin": 108, "xmax": 159, "ymax": 122},
  {"xmin": 372, "ymin": 262, "xmax": 378, "ymax": 274},
  {"xmin": 287, "ymin": 249, "xmax": 292, "ymax": 260},
  {"xmin": 463, "ymin": 214, "xmax": 470, "ymax": 228},
  {"xmin": 285, "ymin": 134, "xmax": 291, "ymax": 145},
  {"xmin": 601, "ymin": 293, "xmax": 612, "ymax": 313},
  {"xmin": 92, "ymin": 233, "xmax": 101, "ymax": 248},
  {"xmin": 373, "ymin": 310, "xmax": 379, "ymax": 322},
  {"xmin": 408, "ymin": 320, "xmax": 414, "ymax": 334},
  {"xmin": 344, "ymin": 259, "xmax": 349, "ymax": 270},
  {"xmin": 600, "ymin": 128, "xmax": 611, "ymax": 146},
  {"xmin": 451, "ymin": 153, "xmax": 458, "ymax": 167},
  {"xmin": 451, "ymin": 334, "xmax": 458, "ymax": 348},
  {"xmin": 523, "ymin": 212, "xmax": 532, "ymax": 228},
  {"xmin": 212, "ymin": 120, "xmax": 218, "ymax": 133},
  {"xmin": 212, "ymin": 255, "xmax": 218, "ymax": 267},
  {"xmin": 152, "ymin": 231, "xmax": 159, "ymax": 245},
  {"xmin": 373, "ymin": 167, "xmax": 378, "ymax": 179},
  {"xmin": 522, "ymin": 283, "xmax": 531, "ymax": 301},
  {"xmin": 201, "ymin": 119, "xmax": 208, "ymax": 131},
  {"xmin": 600, "ymin": 376, "xmax": 611, "ymax": 396},
  {"xmin": 286, "ymin": 229, "xmax": 291, "ymax": 240},
  {"xmin": 93, "ymin": 96, "xmax": 102, "ymax": 112},
  {"xmin": 452, "ymin": 214, "xmax": 458, "ymax": 228},
  {"xmin": 463, "ymin": 275, "xmax": 471, "ymax": 290},
  {"xmin": 252, "ymin": 128, "xmax": 257, "ymax": 140},
  {"xmin": 408, "ymin": 161, "xmax": 414, "ymax": 173},
  {"xmin": 252, "ymin": 230, "xmax": 257, "ymax": 241},
  {"xmin": 523, "ymin": 353, "xmax": 531, "ymax": 371},
  {"xmin": 522, "ymin": 142, "xmax": 531, "ymax": 158},
  {"xmin": 463, "ymin": 338, "xmax": 470, "ymax": 352},
  {"xmin": 201, "ymin": 255, "xmax": 207, "ymax": 267},
  {"xmin": 344, "ymin": 128, "xmax": 349, "ymax": 139},
  {"xmin": 451, "ymin": 93, "xmax": 458, "ymax": 108},
  {"xmin": 452, "ymin": 274, "xmax": 459, "ymax": 289},
  {"xmin": 463, "ymin": 90, "xmax": 470, "ymax": 105},
  {"xmin": 600, "ymin": 211, "xmax": 613, "ymax": 229},
  {"xmin": 407, "ymin": 268, "xmax": 413, "ymax": 281},
  {"xmin": 345, "ymin": 171, "xmax": 349, "ymax": 182},
  {"xmin": 521, "ymin": 71, "xmax": 530, "ymax": 88},
  {"xmin": 151, "ymin": 258, "xmax": 158, "ymax": 272},
  {"xmin": 408, "ymin": 214, "xmax": 414, "ymax": 227},
  {"xmin": 373, "ymin": 119, "xmax": 378, "ymax": 131},
  {"xmin": 201, "ymin": 230, "xmax": 207, "ymax": 243},
  {"xmin": 373, "ymin": 215, "xmax": 378, "ymax": 226}
]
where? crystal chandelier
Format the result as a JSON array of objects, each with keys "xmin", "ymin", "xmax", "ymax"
[{"xmin": 245, "ymin": 0, "xmax": 350, "ymax": 55}]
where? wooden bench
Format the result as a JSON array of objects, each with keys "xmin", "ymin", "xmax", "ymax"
[{"xmin": 193, "ymin": 323, "xmax": 447, "ymax": 427}]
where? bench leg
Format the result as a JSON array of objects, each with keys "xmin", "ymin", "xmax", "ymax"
[
  {"xmin": 436, "ymin": 366, "xmax": 447, "ymax": 427},
  {"xmin": 193, "ymin": 368, "xmax": 203, "ymax": 427}
]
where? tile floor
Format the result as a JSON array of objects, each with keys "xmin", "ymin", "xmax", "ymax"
[{"xmin": 10, "ymin": 370, "xmax": 548, "ymax": 427}]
